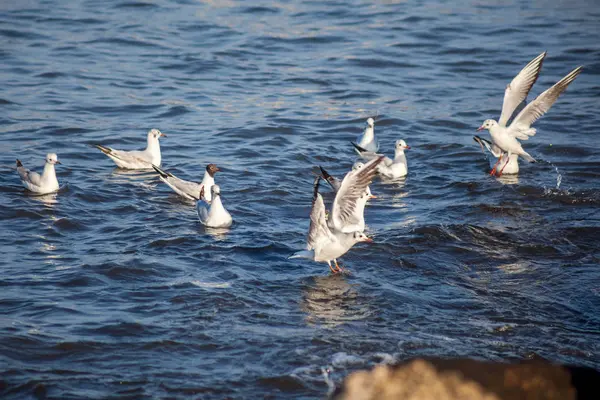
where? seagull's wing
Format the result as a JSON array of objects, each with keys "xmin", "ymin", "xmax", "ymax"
[
  {"xmin": 509, "ymin": 66, "xmax": 582, "ymax": 140},
  {"xmin": 351, "ymin": 142, "xmax": 392, "ymax": 165},
  {"xmin": 319, "ymin": 166, "xmax": 341, "ymax": 192},
  {"xmin": 95, "ymin": 144, "xmax": 151, "ymax": 165},
  {"xmin": 153, "ymin": 165, "xmax": 200, "ymax": 200},
  {"xmin": 330, "ymin": 156, "xmax": 384, "ymax": 231},
  {"xmin": 473, "ymin": 136, "xmax": 503, "ymax": 158},
  {"xmin": 16, "ymin": 160, "xmax": 42, "ymax": 186},
  {"xmin": 307, "ymin": 177, "xmax": 335, "ymax": 251},
  {"xmin": 498, "ymin": 52, "xmax": 546, "ymax": 127}
]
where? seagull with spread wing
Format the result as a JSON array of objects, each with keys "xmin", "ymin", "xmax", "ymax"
[
  {"xmin": 477, "ymin": 52, "xmax": 582, "ymax": 176},
  {"xmin": 290, "ymin": 156, "xmax": 384, "ymax": 273}
]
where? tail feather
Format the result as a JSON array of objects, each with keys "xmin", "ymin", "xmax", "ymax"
[
  {"xmin": 521, "ymin": 151, "xmax": 536, "ymax": 163},
  {"xmin": 288, "ymin": 250, "xmax": 315, "ymax": 260}
]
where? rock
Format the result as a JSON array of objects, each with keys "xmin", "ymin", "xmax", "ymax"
[{"xmin": 333, "ymin": 358, "xmax": 599, "ymax": 400}]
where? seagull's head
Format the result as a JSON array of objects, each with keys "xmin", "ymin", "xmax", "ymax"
[
  {"xmin": 353, "ymin": 231, "xmax": 373, "ymax": 243},
  {"xmin": 395, "ymin": 139, "xmax": 410, "ymax": 151},
  {"xmin": 148, "ymin": 129, "xmax": 166, "ymax": 141},
  {"xmin": 366, "ymin": 118, "xmax": 375, "ymax": 128},
  {"xmin": 352, "ymin": 162, "xmax": 365, "ymax": 171},
  {"xmin": 206, "ymin": 163, "xmax": 220, "ymax": 177},
  {"xmin": 46, "ymin": 153, "xmax": 61, "ymax": 165},
  {"xmin": 211, "ymin": 184, "xmax": 221, "ymax": 197},
  {"xmin": 477, "ymin": 119, "xmax": 497, "ymax": 132}
]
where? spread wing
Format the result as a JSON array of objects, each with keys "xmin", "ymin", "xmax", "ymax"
[
  {"xmin": 351, "ymin": 142, "xmax": 392, "ymax": 166},
  {"xmin": 498, "ymin": 52, "xmax": 546, "ymax": 127},
  {"xmin": 509, "ymin": 66, "xmax": 582, "ymax": 140},
  {"xmin": 307, "ymin": 177, "xmax": 335, "ymax": 251},
  {"xmin": 330, "ymin": 156, "xmax": 384, "ymax": 231}
]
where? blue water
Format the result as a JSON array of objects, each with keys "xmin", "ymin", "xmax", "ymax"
[{"xmin": 1, "ymin": 0, "xmax": 600, "ymax": 398}]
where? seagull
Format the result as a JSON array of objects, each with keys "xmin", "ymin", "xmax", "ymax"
[
  {"xmin": 95, "ymin": 129, "xmax": 166, "ymax": 169},
  {"xmin": 352, "ymin": 140, "xmax": 410, "ymax": 178},
  {"xmin": 153, "ymin": 163, "xmax": 220, "ymax": 202},
  {"xmin": 477, "ymin": 52, "xmax": 582, "ymax": 176},
  {"xmin": 289, "ymin": 156, "xmax": 383, "ymax": 273},
  {"xmin": 473, "ymin": 135, "xmax": 519, "ymax": 174},
  {"xmin": 197, "ymin": 185, "xmax": 232, "ymax": 228},
  {"xmin": 354, "ymin": 117, "xmax": 378, "ymax": 153},
  {"xmin": 16, "ymin": 153, "xmax": 61, "ymax": 195}
]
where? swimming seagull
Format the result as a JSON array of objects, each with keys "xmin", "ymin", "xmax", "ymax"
[
  {"xmin": 16, "ymin": 153, "xmax": 61, "ymax": 195},
  {"xmin": 95, "ymin": 129, "xmax": 166, "ymax": 169},
  {"xmin": 473, "ymin": 135, "xmax": 519, "ymax": 175},
  {"xmin": 354, "ymin": 117, "xmax": 379, "ymax": 153},
  {"xmin": 352, "ymin": 140, "xmax": 410, "ymax": 178},
  {"xmin": 197, "ymin": 185, "xmax": 232, "ymax": 228},
  {"xmin": 153, "ymin": 164, "xmax": 220, "ymax": 202},
  {"xmin": 290, "ymin": 156, "xmax": 384, "ymax": 273},
  {"xmin": 477, "ymin": 52, "xmax": 582, "ymax": 176}
]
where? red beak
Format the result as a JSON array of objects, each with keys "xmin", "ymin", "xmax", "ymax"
[
  {"xmin": 364, "ymin": 238, "xmax": 373, "ymax": 243},
  {"xmin": 160, "ymin": 133, "xmax": 167, "ymax": 137},
  {"xmin": 476, "ymin": 126, "xmax": 484, "ymax": 132},
  {"xmin": 405, "ymin": 146, "xmax": 411, "ymax": 150}
]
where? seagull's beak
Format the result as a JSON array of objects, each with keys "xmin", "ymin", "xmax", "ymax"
[
  {"xmin": 369, "ymin": 194, "xmax": 377, "ymax": 199},
  {"xmin": 160, "ymin": 133, "xmax": 167, "ymax": 138},
  {"xmin": 404, "ymin": 146, "xmax": 411, "ymax": 150},
  {"xmin": 55, "ymin": 160, "xmax": 61, "ymax": 165},
  {"xmin": 364, "ymin": 237, "xmax": 374, "ymax": 243},
  {"xmin": 476, "ymin": 126, "xmax": 484, "ymax": 132},
  {"xmin": 215, "ymin": 166, "xmax": 221, "ymax": 172}
]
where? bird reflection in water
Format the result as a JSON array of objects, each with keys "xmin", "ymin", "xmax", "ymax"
[
  {"xmin": 203, "ymin": 226, "xmax": 230, "ymax": 241},
  {"xmin": 28, "ymin": 191, "xmax": 59, "ymax": 207},
  {"xmin": 496, "ymin": 174, "xmax": 519, "ymax": 185},
  {"xmin": 301, "ymin": 274, "xmax": 371, "ymax": 328}
]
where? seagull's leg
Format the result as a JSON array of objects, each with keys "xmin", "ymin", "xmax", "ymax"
[
  {"xmin": 327, "ymin": 261, "xmax": 337, "ymax": 274},
  {"xmin": 490, "ymin": 156, "xmax": 502, "ymax": 176},
  {"xmin": 334, "ymin": 259, "xmax": 345, "ymax": 273},
  {"xmin": 498, "ymin": 151, "xmax": 512, "ymax": 177}
]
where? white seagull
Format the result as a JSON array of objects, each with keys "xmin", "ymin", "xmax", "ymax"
[
  {"xmin": 477, "ymin": 52, "xmax": 582, "ymax": 176},
  {"xmin": 153, "ymin": 163, "xmax": 220, "ymax": 201},
  {"xmin": 16, "ymin": 153, "xmax": 61, "ymax": 195},
  {"xmin": 354, "ymin": 117, "xmax": 378, "ymax": 153},
  {"xmin": 473, "ymin": 135, "xmax": 519, "ymax": 175},
  {"xmin": 95, "ymin": 129, "xmax": 166, "ymax": 169},
  {"xmin": 290, "ymin": 156, "xmax": 383, "ymax": 273},
  {"xmin": 352, "ymin": 140, "xmax": 410, "ymax": 178},
  {"xmin": 197, "ymin": 185, "xmax": 232, "ymax": 228}
]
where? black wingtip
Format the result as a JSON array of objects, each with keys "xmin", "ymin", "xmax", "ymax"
[
  {"xmin": 16, "ymin": 159, "xmax": 22, "ymax": 167},
  {"xmin": 319, "ymin": 166, "xmax": 331, "ymax": 180},
  {"xmin": 351, "ymin": 141, "xmax": 367, "ymax": 153},
  {"xmin": 312, "ymin": 175, "xmax": 321, "ymax": 204},
  {"xmin": 152, "ymin": 164, "xmax": 169, "ymax": 178},
  {"xmin": 94, "ymin": 144, "xmax": 111, "ymax": 155}
]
